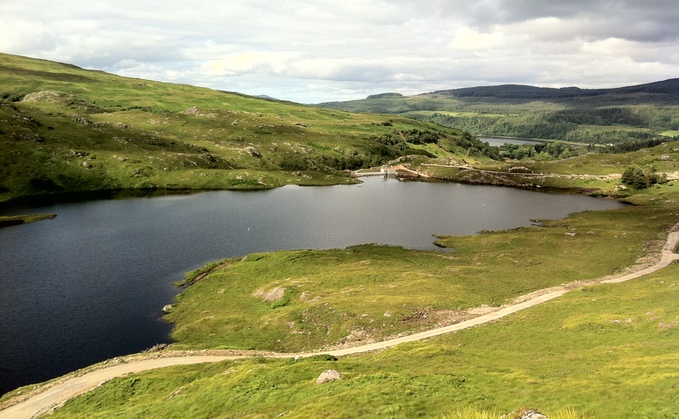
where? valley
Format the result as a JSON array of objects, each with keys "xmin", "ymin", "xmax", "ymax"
[{"xmin": 2, "ymin": 53, "xmax": 679, "ymax": 418}]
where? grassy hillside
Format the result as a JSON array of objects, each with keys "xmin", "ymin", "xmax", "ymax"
[
  {"xmin": 164, "ymin": 204, "xmax": 674, "ymax": 354},
  {"xmin": 162, "ymin": 137, "xmax": 679, "ymax": 353},
  {"xmin": 411, "ymin": 139, "xmax": 679, "ymax": 199},
  {"xmin": 45, "ymin": 242, "xmax": 679, "ymax": 418},
  {"xmin": 0, "ymin": 53, "xmax": 494, "ymax": 203},
  {"xmin": 5, "ymin": 54, "xmax": 679, "ymax": 417},
  {"xmin": 318, "ymin": 80, "xmax": 679, "ymax": 144},
  {"xmin": 432, "ymin": 79, "xmax": 679, "ymax": 102},
  {"xmin": 13, "ymin": 140, "xmax": 675, "ymax": 417}
]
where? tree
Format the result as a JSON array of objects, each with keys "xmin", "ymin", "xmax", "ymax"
[{"xmin": 621, "ymin": 166, "xmax": 648, "ymax": 189}]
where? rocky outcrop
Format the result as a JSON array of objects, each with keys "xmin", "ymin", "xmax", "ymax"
[
  {"xmin": 22, "ymin": 91, "xmax": 63, "ymax": 102},
  {"xmin": 252, "ymin": 287, "xmax": 286, "ymax": 303},
  {"xmin": 520, "ymin": 410, "xmax": 547, "ymax": 419},
  {"xmin": 246, "ymin": 147, "xmax": 262, "ymax": 158},
  {"xmin": 502, "ymin": 408, "xmax": 547, "ymax": 419},
  {"xmin": 315, "ymin": 370, "xmax": 341, "ymax": 384},
  {"xmin": 183, "ymin": 106, "xmax": 217, "ymax": 118}
]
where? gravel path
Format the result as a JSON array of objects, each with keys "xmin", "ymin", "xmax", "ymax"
[{"xmin": 3, "ymin": 227, "xmax": 678, "ymax": 419}]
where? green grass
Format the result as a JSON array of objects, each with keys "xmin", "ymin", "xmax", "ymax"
[
  {"xmin": 418, "ymin": 140, "xmax": 679, "ymax": 198},
  {"xmin": 0, "ymin": 53, "xmax": 490, "ymax": 202},
  {"xmin": 163, "ymin": 204, "xmax": 676, "ymax": 354},
  {"xmin": 48, "ymin": 262, "xmax": 679, "ymax": 418},
  {"xmin": 405, "ymin": 110, "xmax": 510, "ymax": 118},
  {"xmin": 0, "ymin": 213, "xmax": 56, "ymax": 228},
  {"xmin": 319, "ymin": 92, "xmax": 679, "ymax": 144},
  {"xmin": 440, "ymin": 407, "xmax": 588, "ymax": 419},
  {"xmin": 6, "ymin": 52, "xmax": 679, "ymax": 418}
]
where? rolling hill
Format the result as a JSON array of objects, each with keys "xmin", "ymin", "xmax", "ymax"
[
  {"xmin": 318, "ymin": 80, "xmax": 679, "ymax": 143},
  {"xmin": 0, "ymin": 53, "xmax": 495, "ymax": 203},
  {"xmin": 4, "ymin": 53, "xmax": 679, "ymax": 417},
  {"xmin": 427, "ymin": 79, "xmax": 679, "ymax": 102}
]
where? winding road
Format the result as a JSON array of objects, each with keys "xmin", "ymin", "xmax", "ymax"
[{"xmin": 3, "ymin": 227, "xmax": 678, "ymax": 419}]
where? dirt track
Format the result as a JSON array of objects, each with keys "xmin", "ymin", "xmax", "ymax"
[{"xmin": 2, "ymin": 227, "xmax": 678, "ymax": 419}]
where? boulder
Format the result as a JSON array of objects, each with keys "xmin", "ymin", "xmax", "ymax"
[
  {"xmin": 502, "ymin": 409, "xmax": 547, "ymax": 419},
  {"xmin": 520, "ymin": 410, "xmax": 547, "ymax": 419},
  {"xmin": 246, "ymin": 146, "xmax": 262, "ymax": 158},
  {"xmin": 316, "ymin": 369, "xmax": 342, "ymax": 384},
  {"xmin": 22, "ymin": 91, "xmax": 62, "ymax": 102},
  {"xmin": 252, "ymin": 287, "xmax": 286, "ymax": 302}
]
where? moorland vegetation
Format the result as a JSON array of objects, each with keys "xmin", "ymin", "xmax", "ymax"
[
  {"xmin": 318, "ymin": 79, "xmax": 679, "ymax": 145},
  {"xmin": 0, "ymin": 53, "xmax": 495, "ymax": 205},
  {"xmin": 2, "ymin": 53, "xmax": 679, "ymax": 417}
]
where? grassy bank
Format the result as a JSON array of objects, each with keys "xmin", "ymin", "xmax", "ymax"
[
  {"xmin": 162, "ymin": 203, "xmax": 675, "ymax": 354},
  {"xmin": 408, "ymin": 139, "xmax": 679, "ymax": 199},
  {"xmin": 48, "ymin": 263, "xmax": 679, "ymax": 418},
  {"xmin": 0, "ymin": 53, "xmax": 495, "ymax": 202},
  {"xmin": 0, "ymin": 213, "xmax": 56, "ymax": 228},
  {"xmin": 5, "ymin": 53, "xmax": 679, "ymax": 417}
]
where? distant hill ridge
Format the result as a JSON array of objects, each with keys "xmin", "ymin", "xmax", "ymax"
[
  {"xmin": 426, "ymin": 79, "xmax": 679, "ymax": 100},
  {"xmin": 359, "ymin": 79, "xmax": 679, "ymax": 102},
  {"xmin": 318, "ymin": 78, "xmax": 679, "ymax": 143}
]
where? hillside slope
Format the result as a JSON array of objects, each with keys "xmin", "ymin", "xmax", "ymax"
[
  {"xmin": 0, "ymin": 53, "xmax": 494, "ymax": 203},
  {"xmin": 318, "ymin": 80, "xmax": 679, "ymax": 143},
  {"xmin": 429, "ymin": 79, "xmax": 679, "ymax": 103}
]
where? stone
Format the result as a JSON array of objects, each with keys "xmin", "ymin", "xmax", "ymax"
[
  {"xmin": 21, "ymin": 91, "xmax": 62, "ymax": 102},
  {"xmin": 521, "ymin": 409, "xmax": 547, "ymax": 419},
  {"xmin": 501, "ymin": 408, "xmax": 547, "ymax": 419},
  {"xmin": 246, "ymin": 146, "xmax": 262, "ymax": 158},
  {"xmin": 316, "ymin": 369, "xmax": 342, "ymax": 384},
  {"xmin": 184, "ymin": 106, "xmax": 199, "ymax": 115},
  {"xmin": 252, "ymin": 287, "xmax": 286, "ymax": 302}
]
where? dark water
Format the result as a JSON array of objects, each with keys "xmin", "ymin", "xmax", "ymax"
[{"xmin": 0, "ymin": 178, "xmax": 625, "ymax": 395}]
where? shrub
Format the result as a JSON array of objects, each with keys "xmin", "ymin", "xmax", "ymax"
[{"xmin": 621, "ymin": 165, "xmax": 668, "ymax": 189}]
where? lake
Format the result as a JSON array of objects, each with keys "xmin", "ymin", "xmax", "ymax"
[{"xmin": 0, "ymin": 178, "xmax": 625, "ymax": 395}]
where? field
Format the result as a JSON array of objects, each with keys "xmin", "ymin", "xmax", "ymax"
[
  {"xmin": 46, "ymin": 256, "xmax": 679, "ymax": 418},
  {"xmin": 164, "ymin": 205, "xmax": 675, "ymax": 353}
]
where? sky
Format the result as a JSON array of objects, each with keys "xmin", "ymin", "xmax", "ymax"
[{"xmin": 1, "ymin": 0, "xmax": 678, "ymax": 103}]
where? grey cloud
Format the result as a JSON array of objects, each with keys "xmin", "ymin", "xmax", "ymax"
[
  {"xmin": 434, "ymin": 0, "xmax": 679, "ymax": 42},
  {"xmin": 1, "ymin": 0, "xmax": 678, "ymax": 103}
]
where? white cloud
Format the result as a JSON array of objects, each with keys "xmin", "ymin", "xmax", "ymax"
[
  {"xmin": 1, "ymin": 0, "xmax": 678, "ymax": 102},
  {"xmin": 447, "ymin": 27, "xmax": 503, "ymax": 50}
]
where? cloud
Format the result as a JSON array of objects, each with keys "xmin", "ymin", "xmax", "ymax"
[{"xmin": 1, "ymin": 0, "xmax": 678, "ymax": 103}]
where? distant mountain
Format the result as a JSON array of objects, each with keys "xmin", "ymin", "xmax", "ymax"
[
  {"xmin": 366, "ymin": 93, "xmax": 405, "ymax": 99},
  {"xmin": 425, "ymin": 79, "xmax": 679, "ymax": 102},
  {"xmin": 254, "ymin": 94, "xmax": 278, "ymax": 100},
  {"xmin": 317, "ymin": 79, "xmax": 679, "ymax": 143},
  {"xmin": 319, "ymin": 79, "xmax": 679, "ymax": 107}
]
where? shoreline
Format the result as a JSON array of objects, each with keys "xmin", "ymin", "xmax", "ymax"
[
  {"xmin": 0, "ymin": 213, "xmax": 56, "ymax": 229},
  {"xmin": 3, "ymin": 224, "xmax": 678, "ymax": 418}
]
